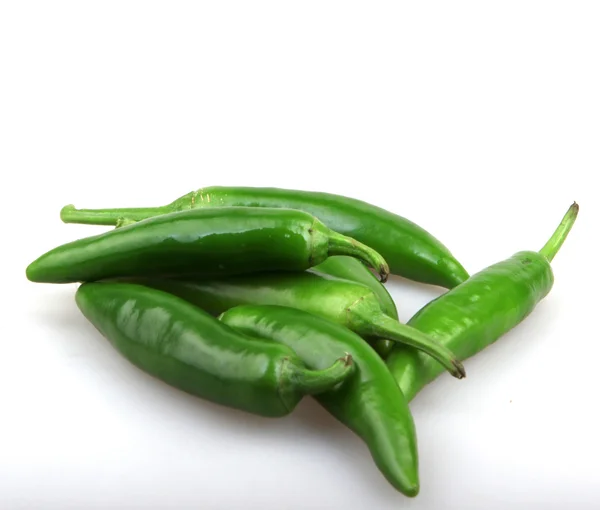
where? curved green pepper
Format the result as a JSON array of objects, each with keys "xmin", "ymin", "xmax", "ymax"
[
  {"xmin": 67, "ymin": 217, "xmax": 398, "ymax": 319},
  {"xmin": 60, "ymin": 186, "xmax": 469, "ymax": 288},
  {"xmin": 219, "ymin": 304, "xmax": 419, "ymax": 497},
  {"xmin": 75, "ymin": 282, "xmax": 354, "ymax": 417},
  {"xmin": 26, "ymin": 207, "xmax": 389, "ymax": 284},
  {"xmin": 130, "ymin": 272, "xmax": 465, "ymax": 379},
  {"xmin": 387, "ymin": 203, "xmax": 578, "ymax": 401},
  {"xmin": 81, "ymin": 217, "xmax": 397, "ymax": 315}
]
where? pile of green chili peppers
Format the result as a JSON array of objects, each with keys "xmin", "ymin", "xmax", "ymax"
[{"xmin": 26, "ymin": 186, "xmax": 579, "ymax": 497}]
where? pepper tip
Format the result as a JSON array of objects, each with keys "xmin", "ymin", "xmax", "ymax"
[
  {"xmin": 378, "ymin": 263, "xmax": 390, "ymax": 283},
  {"xmin": 402, "ymin": 483, "xmax": 420, "ymax": 498},
  {"xmin": 454, "ymin": 359, "xmax": 466, "ymax": 379}
]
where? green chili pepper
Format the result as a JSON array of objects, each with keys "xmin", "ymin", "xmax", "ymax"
[
  {"xmin": 219, "ymin": 304, "xmax": 419, "ymax": 497},
  {"xmin": 81, "ymin": 216, "xmax": 397, "ymax": 316},
  {"xmin": 386, "ymin": 203, "xmax": 578, "ymax": 401},
  {"xmin": 111, "ymin": 219, "xmax": 397, "ymax": 319},
  {"xmin": 26, "ymin": 207, "xmax": 389, "ymax": 284},
  {"xmin": 60, "ymin": 186, "xmax": 468, "ymax": 288},
  {"xmin": 75, "ymin": 216, "xmax": 397, "ymax": 320},
  {"xmin": 130, "ymin": 272, "xmax": 466, "ymax": 379},
  {"xmin": 75, "ymin": 282, "xmax": 355, "ymax": 417}
]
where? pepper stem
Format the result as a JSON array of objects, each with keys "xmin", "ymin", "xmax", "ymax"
[
  {"xmin": 349, "ymin": 296, "xmax": 466, "ymax": 379},
  {"xmin": 60, "ymin": 204, "xmax": 172, "ymax": 226},
  {"xmin": 287, "ymin": 354, "xmax": 354, "ymax": 394},
  {"xmin": 539, "ymin": 202, "xmax": 579, "ymax": 262},
  {"xmin": 327, "ymin": 232, "xmax": 390, "ymax": 282}
]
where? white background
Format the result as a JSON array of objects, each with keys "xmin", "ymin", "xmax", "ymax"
[{"xmin": 1, "ymin": 2, "xmax": 598, "ymax": 509}]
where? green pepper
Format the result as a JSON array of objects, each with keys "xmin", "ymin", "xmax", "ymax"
[
  {"xmin": 75, "ymin": 282, "xmax": 354, "ymax": 417},
  {"xmin": 109, "ymin": 221, "xmax": 398, "ymax": 319},
  {"xmin": 386, "ymin": 203, "xmax": 578, "ymax": 401},
  {"xmin": 67, "ymin": 216, "xmax": 397, "ymax": 317},
  {"xmin": 130, "ymin": 272, "xmax": 465, "ymax": 379},
  {"xmin": 60, "ymin": 185, "xmax": 468, "ymax": 288},
  {"xmin": 26, "ymin": 207, "xmax": 389, "ymax": 284},
  {"xmin": 219, "ymin": 304, "xmax": 420, "ymax": 497}
]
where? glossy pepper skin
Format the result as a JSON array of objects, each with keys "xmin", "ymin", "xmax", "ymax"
[
  {"xmin": 130, "ymin": 272, "xmax": 466, "ymax": 379},
  {"xmin": 75, "ymin": 282, "xmax": 355, "ymax": 417},
  {"xmin": 73, "ymin": 215, "xmax": 399, "ymax": 317},
  {"xmin": 26, "ymin": 207, "xmax": 389, "ymax": 284},
  {"xmin": 60, "ymin": 186, "xmax": 468, "ymax": 288},
  {"xmin": 74, "ymin": 217, "xmax": 398, "ymax": 319},
  {"xmin": 105, "ymin": 222, "xmax": 399, "ymax": 319},
  {"xmin": 387, "ymin": 203, "xmax": 578, "ymax": 401},
  {"xmin": 219, "ymin": 305, "xmax": 419, "ymax": 497}
]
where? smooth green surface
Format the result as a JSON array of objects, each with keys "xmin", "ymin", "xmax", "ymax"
[
  {"xmin": 131, "ymin": 272, "xmax": 371, "ymax": 322},
  {"xmin": 75, "ymin": 282, "xmax": 354, "ymax": 417},
  {"xmin": 28, "ymin": 207, "xmax": 387, "ymax": 283},
  {"xmin": 61, "ymin": 185, "xmax": 468, "ymax": 288},
  {"xmin": 132, "ymin": 271, "xmax": 465, "ymax": 379},
  {"xmin": 387, "ymin": 203, "xmax": 578, "ymax": 401},
  {"xmin": 219, "ymin": 305, "xmax": 419, "ymax": 497}
]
